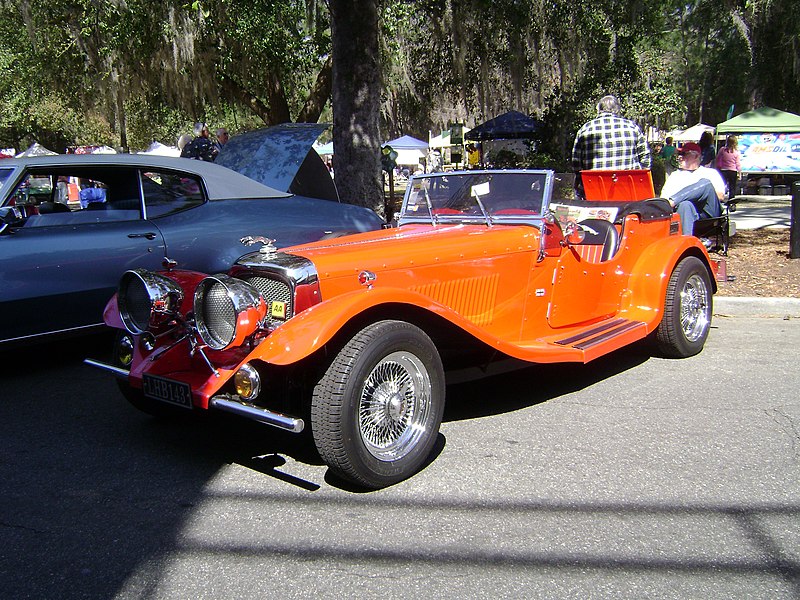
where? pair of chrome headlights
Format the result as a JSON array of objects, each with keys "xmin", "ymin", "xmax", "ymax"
[{"xmin": 118, "ymin": 269, "xmax": 267, "ymax": 351}]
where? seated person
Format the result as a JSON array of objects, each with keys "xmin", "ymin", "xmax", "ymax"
[
  {"xmin": 79, "ymin": 184, "xmax": 107, "ymax": 209},
  {"xmin": 659, "ymin": 142, "xmax": 725, "ymax": 236}
]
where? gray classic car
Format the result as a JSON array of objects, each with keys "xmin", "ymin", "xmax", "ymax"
[{"xmin": 0, "ymin": 149, "xmax": 383, "ymax": 346}]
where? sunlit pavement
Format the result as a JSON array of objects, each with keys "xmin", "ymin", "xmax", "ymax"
[{"xmin": 730, "ymin": 194, "xmax": 792, "ymax": 230}]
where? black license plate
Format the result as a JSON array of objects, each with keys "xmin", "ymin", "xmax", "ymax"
[{"xmin": 142, "ymin": 374, "xmax": 193, "ymax": 409}]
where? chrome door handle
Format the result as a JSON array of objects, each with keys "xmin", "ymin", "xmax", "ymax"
[{"xmin": 128, "ymin": 232, "xmax": 157, "ymax": 240}]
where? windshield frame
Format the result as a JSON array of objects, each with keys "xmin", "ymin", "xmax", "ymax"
[{"xmin": 397, "ymin": 169, "xmax": 554, "ymax": 228}]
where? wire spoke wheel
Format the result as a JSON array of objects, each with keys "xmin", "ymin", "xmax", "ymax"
[
  {"xmin": 679, "ymin": 273, "xmax": 710, "ymax": 342},
  {"xmin": 654, "ymin": 256, "xmax": 713, "ymax": 358},
  {"xmin": 358, "ymin": 351, "xmax": 432, "ymax": 461}
]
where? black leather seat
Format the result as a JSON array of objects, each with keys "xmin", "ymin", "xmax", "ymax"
[
  {"xmin": 577, "ymin": 218, "xmax": 620, "ymax": 262},
  {"xmin": 38, "ymin": 201, "xmax": 70, "ymax": 214}
]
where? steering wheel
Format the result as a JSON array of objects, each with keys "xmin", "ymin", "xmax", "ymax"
[{"xmin": 0, "ymin": 206, "xmax": 24, "ymax": 234}]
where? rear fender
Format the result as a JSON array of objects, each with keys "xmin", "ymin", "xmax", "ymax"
[{"xmin": 620, "ymin": 237, "xmax": 716, "ymax": 326}]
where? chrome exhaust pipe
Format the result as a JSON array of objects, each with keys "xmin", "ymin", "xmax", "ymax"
[{"xmin": 210, "ymin": 396, "xmax": 304, "ymax": 433}]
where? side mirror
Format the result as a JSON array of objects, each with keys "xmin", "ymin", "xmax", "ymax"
[{"xmin": 562, "ymin": 220, "xmax": 585, "ymax": 245}]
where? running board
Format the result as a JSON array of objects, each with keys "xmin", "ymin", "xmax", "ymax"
[
  {"xmin": 553, "ymin": 318, "xmax": 646, "ymax": 350},
  {"xmin": 515, "ymin": 317, "xmax": 649, "ymax": 364}
]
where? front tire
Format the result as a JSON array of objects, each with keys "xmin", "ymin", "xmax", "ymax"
[
  {"xmin": 311, "ymin": 320, "xmax": 445, "ymax": 489},
  {"xmin": 654, "ymin": 256, "xmax": 713, "ymax": 358}
]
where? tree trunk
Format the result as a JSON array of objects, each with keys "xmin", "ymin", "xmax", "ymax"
[
  {"xmin": 266, "ymin": 71, "xmax": 292, "ymax": 125},
  {"xmin": 297, "ymin": 55, "xmax": 333, "ymax": 123},
  {"xmin": 329, "ymin": 0, "xmax": 383, "ymax": 214}
]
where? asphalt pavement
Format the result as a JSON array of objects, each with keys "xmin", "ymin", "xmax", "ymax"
[
  {"xmin": 2, "ymin": 314, "xmax": 798, "ymax": 599},
  {"xmin": 728, "ymin": 193, "xmax": 793, "ymax": 231}
]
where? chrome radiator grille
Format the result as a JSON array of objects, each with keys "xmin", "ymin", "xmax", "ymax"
[{"xmin": 244, "ymin": 276, "xmax": 293, "ymax": 324}]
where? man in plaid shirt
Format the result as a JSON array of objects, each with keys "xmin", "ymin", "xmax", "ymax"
[{"xmin": 571, "ymin": 95, "xmax": 651, "ymax": 175}]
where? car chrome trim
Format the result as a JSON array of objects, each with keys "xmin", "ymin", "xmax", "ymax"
[
  {"xmin": 83, "ymin": 358, "xmax": 130, "ymax": 378},
  {"xmin": 210, "ymin": 396, "xmax": 304, "ymax": 433},
  {"xmin": 193, "ymin": 274, "xmax": 266, "ymax": 350},
  {"xmin": 118, "ymin": 269, "xmax": 184, "ymax": 334},
  {"xmin": 0, "ymin": 323, "xmax": 106, "ymax": 347},
  {"xmin": 234, "ymin": 252, "xmax": 319, "ymax": 285}
]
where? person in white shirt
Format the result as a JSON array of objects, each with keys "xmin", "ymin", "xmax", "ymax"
[{"xmin": 659, "ymin": 142, "xmax": 725, "ymax": 235}]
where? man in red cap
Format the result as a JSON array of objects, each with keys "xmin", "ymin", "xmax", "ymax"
[{"xmin": 659, "ymin": 141, "xmax": 726, "ymax": 238}]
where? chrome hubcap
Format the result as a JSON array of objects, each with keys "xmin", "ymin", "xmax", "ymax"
[
  {"xmin": 359, "ymin": 351, "xmax": 431, "ymax": 461},
  {"xmin": 680, "ymin": 273, "xmax": 710, "ymax": 342}
]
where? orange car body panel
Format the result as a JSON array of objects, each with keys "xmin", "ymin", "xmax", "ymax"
[{"xmin": 234, "ymin": 211, "xmax": 714, "ymax": 368}]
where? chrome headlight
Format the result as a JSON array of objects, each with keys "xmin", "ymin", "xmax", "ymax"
[
  {"xmin": 194, "ymin": 275, "xmax": 266, "ymax": 350},
  {"xmin": 118, "ymin": 269, "xmax": 184, "ymax": 334}
]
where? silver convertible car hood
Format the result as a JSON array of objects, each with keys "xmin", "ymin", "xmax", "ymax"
[{"xmin": 216, "ymin": 123, "xmax": 339, "ymax": 202}]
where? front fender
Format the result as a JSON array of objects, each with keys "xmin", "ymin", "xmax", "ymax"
[
  {"xmin": 247, "ymin": 286, "xmax": 483, "ymax": 366},
  {"xmin": 620, "ymin": 236, "xmax": 716, "ymax": 326},
  {"xmin": 102, "ymin": 295, "xmax": 124, "ymax": 329}
]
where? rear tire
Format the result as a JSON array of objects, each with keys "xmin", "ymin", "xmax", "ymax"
[
  {"xmin": 654, "ymin": 256, "xmax": 713, "ymax": 358},
  {"xmin": 311, "ymin": 320, "xmax": 445, "ymax": 489}
]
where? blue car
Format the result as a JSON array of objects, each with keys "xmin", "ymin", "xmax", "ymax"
[{"xmin": 0, "ymin": 140, "xmax": 383, "ymax": 346}]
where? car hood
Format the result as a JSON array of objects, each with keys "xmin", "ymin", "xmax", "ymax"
[
  {"xmin": 281, "ymin": 224, "xmax": 541, "ymax": 279},
  {"xmin": 216, "ymin": 123, "xmax": 338, "ymax": 201}
]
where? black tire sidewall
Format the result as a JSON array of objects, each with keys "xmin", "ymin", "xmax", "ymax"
[
  {"xmin": 320, "ymin": 321, "xmax": 445, "ymax": 487},
  {"xmin": 658, "ymin": 256, "xmax": 713, "ymax": 357}
]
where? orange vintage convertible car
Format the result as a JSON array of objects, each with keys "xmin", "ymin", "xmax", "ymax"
[{"xmin": 88, "ymin": 169, "xmax": 720, "ymax": 488}]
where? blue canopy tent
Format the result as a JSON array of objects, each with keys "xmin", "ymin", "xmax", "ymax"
[{"xmin": 464, "ymin": 111, "xmax": 543, "ymax": 141}]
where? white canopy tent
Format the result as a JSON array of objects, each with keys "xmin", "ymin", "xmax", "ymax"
[
  {"xmin": 140, "ymin": 141, "xmax": 180, "ymax": 157},
  {"xmin": 16, "ymin": 142, "xmax": 57, "ymax": 157},
  {"xmin": 674, "ymin": 123, "xmax": 715, "ymax": 142},
  {"xmin": 393, "ymin": 148, "xmax": 426, "ymax": 166}
]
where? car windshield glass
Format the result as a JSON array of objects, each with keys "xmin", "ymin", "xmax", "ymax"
[
  {"xmin": 401, "ymin": 171, "xmax": 550, "ymax": 221},
  {"xmin": 0, "ymin": 167, "xmax": 12, "ymax": 195}
]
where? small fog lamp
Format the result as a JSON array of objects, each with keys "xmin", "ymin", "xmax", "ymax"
[
  {"xmin": 233, "ymin": 363, "xmax": 262, "ymax": 401},
  {"xmin": 115, "ymin": 333, "xmax": 135, "ymax": 367}
]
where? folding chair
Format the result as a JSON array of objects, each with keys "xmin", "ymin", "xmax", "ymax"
[{"xmin": 692, "ymin": 198, "xmax": 736, "ymax": 255}]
